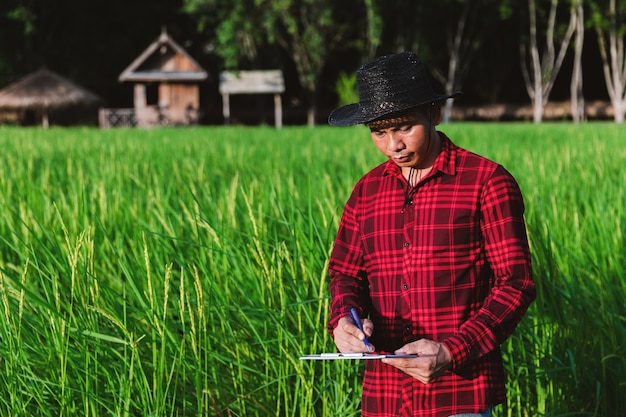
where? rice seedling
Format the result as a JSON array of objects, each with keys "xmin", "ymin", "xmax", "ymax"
[{"xmin": 0, "ymin": 123, "xmax": 623, "ymax": 416}]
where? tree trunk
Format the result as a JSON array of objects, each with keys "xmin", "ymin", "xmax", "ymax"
[
  {"xmin": 440, "ymin": 1, "xmax": 470, "ymax": 123},
  {"xmin": 442, "ymin": 51, "xmax": 459, "ymax": 123},
  {"xmin": 533, "ymin": 85, "xmax": 544, "ymax": 124},
  {"xmin": 443, "ymin": 99, "xmax": 455, "ymax": 124},
  {"xmin": 522, "ymin": 0, "xmax": 576, "ymax": 124},
  {"xmin": 570, "ymin": 0, "xmax": 584, "ymax": 123},
  {"xmin": 528, "ymin": 0, "xmax": 544, "ymax": 123},
  {"xmin": 306, "ymin": 87, "xmax": 316, "ymax": 127},
  {"xmin": 307, "ymin": 106, "xmax": 316, "ymax": 127},
  {"xmin": 615, "ymin": 101, "xmax": 625, "ymax": 123},
  {"xmin": 594, "ymin": 0, "xmax": 626, "ymax": 124}
]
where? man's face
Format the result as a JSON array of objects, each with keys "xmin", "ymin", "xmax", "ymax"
[{"xmin": 368, "ymin": 108, "xmax": 436, "ymax": 169}]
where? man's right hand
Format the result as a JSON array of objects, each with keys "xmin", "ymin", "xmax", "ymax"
[{"xmin": 332, "ymin": 316, "xmax": 375, "ymax": 352}]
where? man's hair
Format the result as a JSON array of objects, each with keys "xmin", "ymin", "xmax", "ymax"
[{"xmin": 367, "ymin": 102, "xmax": 438, "ymax": 130}]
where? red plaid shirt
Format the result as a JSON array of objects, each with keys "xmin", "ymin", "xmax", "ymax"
[{"xmin": 328, "ymin": 134, "xmax": 535, "ymax": 417}]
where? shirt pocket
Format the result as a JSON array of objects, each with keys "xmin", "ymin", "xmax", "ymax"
[{"xmin": 415, "ymin": 204, "xmax": 481, "ymax": 266}]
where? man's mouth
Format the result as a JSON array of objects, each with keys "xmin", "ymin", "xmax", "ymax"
[{"xmin": 393, "ymin": 154, "xmax": 411, "ymax": 162}]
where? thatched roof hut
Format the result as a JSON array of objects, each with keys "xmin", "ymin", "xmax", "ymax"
[{"xmin": 0, "ymin": 68, "xmax": 102, "ymax": 127}]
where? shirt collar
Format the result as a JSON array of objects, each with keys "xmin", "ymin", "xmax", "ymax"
[{"xmin": 382, "ymin": 132, "xmax": 457, "ymax": 178}]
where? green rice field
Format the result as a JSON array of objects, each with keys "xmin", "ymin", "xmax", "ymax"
[{"xmin": 0, "ymin": 123, "xmax": 624, "ymax": 416}]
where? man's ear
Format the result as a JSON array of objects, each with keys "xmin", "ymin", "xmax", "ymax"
[{"xmin": 430, "ymin": 102, "xmax": 443, "ymax": 126}]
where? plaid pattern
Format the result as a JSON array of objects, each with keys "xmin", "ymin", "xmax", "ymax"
[{"xmin": 328, "ymin": 134, "xmax": 535, "ymax": 417}]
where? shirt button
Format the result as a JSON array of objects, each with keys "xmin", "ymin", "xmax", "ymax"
[
  {"xmin": 403, "ymin": 284, "xmax": 409, "ymax": 290},
  {"xmin": 404, "ymin": 242, "xmax": 410, "ymax": 248}
]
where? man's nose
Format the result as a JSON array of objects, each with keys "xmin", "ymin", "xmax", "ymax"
[{"xmin": 388, "ymin": 132, "xmax": 405, "ymax": 152}]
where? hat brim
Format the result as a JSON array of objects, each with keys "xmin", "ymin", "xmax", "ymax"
[{"xmin": 328, "ymin": 91, "xmax": 462, "ymax": 126}]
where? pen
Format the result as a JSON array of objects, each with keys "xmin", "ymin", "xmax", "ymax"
[{"xmin": 349, "ymin": 307, "xmax": 372, "ymax": 352}]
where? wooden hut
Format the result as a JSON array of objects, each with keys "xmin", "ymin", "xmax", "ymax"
[
  {"xmin": 0, "ymin": 68, "xmax": 101, "ymax": 128},
  {"xmin": 114, "ymin": 28, "xmax": 208, "ymax": 127}
]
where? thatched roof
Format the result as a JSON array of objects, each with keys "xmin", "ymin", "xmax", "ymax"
[
  {"xmin": 0, "ymin": 68, "xmax": 102, "ymax": 127},
  {"xmin": 0, "ymin": 68, "xmax": 102, "ymax": 110}
]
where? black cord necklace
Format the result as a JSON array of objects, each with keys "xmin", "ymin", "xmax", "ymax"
[
  {"xmin": 402, "ymin": 107, "xmax": 433, "ymax": 211},
  {"xmin": 403, "ymin": 167, "xmax": 420, "ymax": 207}
]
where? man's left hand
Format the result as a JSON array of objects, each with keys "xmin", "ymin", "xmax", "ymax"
[{"xmin": 381, "ymin": 339, "xmax": 452, "ymax": 384}]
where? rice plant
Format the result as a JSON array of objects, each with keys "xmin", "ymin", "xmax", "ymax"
[{"xmin": 0, "ymin": 123, "xmax": 623, "ymax": 416}]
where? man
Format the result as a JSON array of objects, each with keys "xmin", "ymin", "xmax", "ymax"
[{"xmin": 326, "ymin": 52, "xmax": 535, "ymax": 417}]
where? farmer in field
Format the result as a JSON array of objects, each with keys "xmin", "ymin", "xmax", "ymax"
[{"xmin": 327, "ymin": 51, "xmax": 536, "ymax": 417}]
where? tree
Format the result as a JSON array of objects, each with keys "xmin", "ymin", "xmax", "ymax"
[
  {"xmin": 184, "ymin": 0, "xmax": 355, "ymax": 127},
  {"xmin": 264, "ymin": 0, "xmax": 340, "ymax": 126},
  {"xmin": 438, "ymin": 1, "xmax": 472, "ymax": 123},
  {"xmin": 332, "ymin": 0, "xmax": 382, "ymax": 111},
  {"xmin": 2, "ymin": 0, "xmax": 195, "ymax": 108},
  {"xmin": 590, "ymin": 0, "xmax": 626, "ymax": 123},
  {"xmin": 570, "ymin": 0, "xmax": 585, "ymax": 122},
  {"xmin": 381, "ymin": 0, "xmax": 425, "ymax": 53},
  {"xmin": 183, "ymin": 0, "xmax": 269, "ymax": 69},
  {"xmin": 363, "ymin": 0, "xmax": 383, "ymax": 60},
  {"xmin": 0, "ymin": 0, "xmax": 616, "ymax": 124},
  {"xmin": 0, "ymin": 2, "xmax": 35, "ymax": 82},
  {"xmin": 427, "ymin": 0, "xmax": 503, "ymax": 123},
  {"xmin": 520, "ymin": 0, "xmax": 577, "ymax": 123},
  {"xmin": 376, "ymin": 1, "xmax": 504, "ymax": 123}
]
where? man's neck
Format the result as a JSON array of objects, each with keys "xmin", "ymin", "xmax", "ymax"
[{"xmin": 401, "ymin": 131, "xmax": 442, "ymax": 182}]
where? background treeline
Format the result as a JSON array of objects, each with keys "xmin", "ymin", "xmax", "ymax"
[{"xmin": 0, "ymin": 0, "xmax": 624, "ymax": 124}]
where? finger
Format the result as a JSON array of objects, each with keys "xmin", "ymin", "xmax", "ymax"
[
  {"xmin": 348, "ymin": 320, "xmax": 375, "ymax": 351},
  {"xmin": 338, "ymin": 338, "xmax": 375, "ymax": 353},
  {"xmin": 341, "ymin": 319, "xmax": 371, "ymax": 344},
  {"xmin": 362, "ymin": 319, "xmax": 374, "ymax": 337},
  {"xmin": 381, "ymin": 358, "xmax": 431, "ymax": 383},
  {"xmin": 382, "ymin": 357, "xmax": 414, "ymax": 367},
  {"xmin": 333, "ymin": 319, "xmax": 372, "ymax": 352}
]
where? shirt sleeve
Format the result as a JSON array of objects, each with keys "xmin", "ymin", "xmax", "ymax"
[
  {"xmin": 442, "ymin": 165, "xmax": 536, "ymax": 369},
  {"xmin": 327, "ymin": 183, "xmax": 371, "ymax": 334}
]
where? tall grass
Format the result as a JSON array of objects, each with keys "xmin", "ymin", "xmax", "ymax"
[
  {"xmin": 444, "ymin": 123, "xmax": 625, "ymax": 417},
  {"xmin": 0, "ymin": 124, "xmax": 623, "ymax": 416}
]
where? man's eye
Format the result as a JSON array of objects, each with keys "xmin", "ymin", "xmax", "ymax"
[{"xmin": 400, "ymin": 125, "xmax": 413, "ymax": 132}]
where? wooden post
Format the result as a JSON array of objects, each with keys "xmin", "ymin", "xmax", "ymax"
[
  {"xmin": 222, "ymin": 93, "xmax": 230, "ymax": 125},
  {"xmin": 274, "ymin": 94, "xmax": 282, "ymax": 129},
  {"xmin": 134, "ymin": 84, "xmax": 146, "ymax": 108},
  {"xmin": 98, "ymin": 108, "xmax": 107, "ymax": 128},
  {"xmin": 42, "ymin": 110, "xmax": 49, "ymax": 129}
]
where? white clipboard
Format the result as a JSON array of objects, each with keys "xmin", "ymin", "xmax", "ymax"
[{"xmin": 299, "ymin": 352, "xmax": 419, "ymax": 360}]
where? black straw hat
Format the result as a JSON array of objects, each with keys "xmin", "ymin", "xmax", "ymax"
[{"xmin": 328, "ymin": 52, "xmax": 462, "ymax": 126}]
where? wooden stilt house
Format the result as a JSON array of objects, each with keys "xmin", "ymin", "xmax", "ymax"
[{"xmin": 115, "ymin": 28, "xmax": 208, "ymax": 127}]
